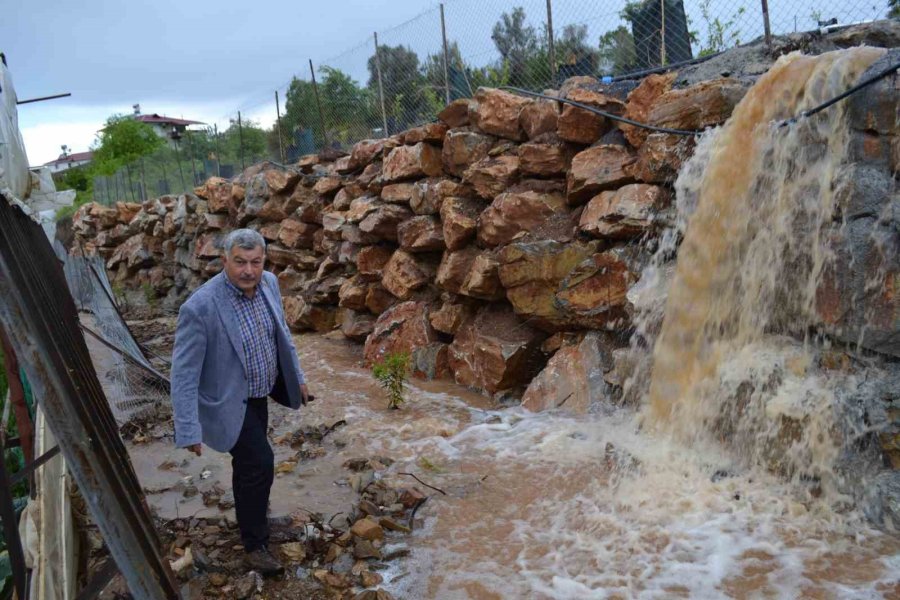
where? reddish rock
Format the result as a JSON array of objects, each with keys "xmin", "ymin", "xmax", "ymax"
[
  {"xmin": 334, "ymin": 156, "xmax": 355, "ymax": 174},
  {"xmin": 342, "ymin": 224, "xmax": 381, "ymax": 245},
  {"xmin": 477, "ymin": 189, "xmax": 568, "ymax": 247},
  {"xmin": 381, "ymin": 250, "xmax": 437, "ymax": 300},
  {"xmin": 284, "ymin": 295, "xmax": 339, "ymax": 332},
  {"xmin": 438, "ymin": 99, "xmax": 471, "ymax": 127},
  {"xmin": 322, "ymin": 211, "xmax": 347, "ymax": 239},
  {"xmin": 365, "ymin": 283, "xmax": 399, "ymax": 315},
  {"xmin": 442, "ymin": 130, "xmax": 495, "ymax": 177},
  {"xmin": 579, "ymin": 184, "xmax": 670, "ymax": 239},
  {"xmin": 382, "ymin": 143, "xmax": 443, "ymax": 182},
  {"xmin": 338, "ymin": 241, "xmax": 361, "ymax": 265},
  {"xmin": 566, "ymin": 145, "xmax": 636, "ymax": 205},
  {"xmin": 555, "ymin": 249, "xmax": 639, "ymax": 329},
  {"xmin": 440, "ymin": 196, "xmax": 483, "ymax": 250},
  {"xmin": 333, "ymin": 182, "xmax": 366, "ymax": 211},
  {"xmin": 411, "ymin": 343, "xmax": 451, "ymax": 380},
  {"xmin": 278, "ymin": 267, "xmax": 314, "ymax": 294},
  {"xmin": 520, "ymin": 99, "xmax": 559, "ymax": 140},
  {"xmin": 363, "ymin": 301, "xmax": 438, "ymax": 366},
  {"xmin": 107, "ymin": 234, "xmax": 154, "ymax": 271},
  {"xmin": 448, "ymin": 304, "xmax": 545, "ymax": 394},
  {"xmin": 359, "ymin": 161, "xmax": 383, "ymax": 189},
  {"xmin": 557, "ymin": 88, "xmax": 625, "ymax": 145},
  {"xmin": 341, "ymin": 309, "xmax": 376, "ymax": 342},
  {"xmin": 346, "ymin": 196, "xmax": 380, "ymax": 224},
  {"xmin": 620, "ymin": 72, "xmax": 676, "ymax": 148},
  {"xmin": 267, "ymin": 244, "xmax": 317, "ymax": 268},
  {"xmin": 470, "ymin": 88, "xmax": 530, "ymax": 141},
  {"xmin": 339, "ymin": 276, "xmax": 372, "ymax": 311},
  {"xmin": 278, "ymin": 219, "xmax": 321, "ymax": 250},
  {"xmin": 314, "ymin": 176, "xmax": 343, "ymax": 197},
  {"xmin": 463, "ymin": 155, "xmax": 520, "ymax": 200},
  {"xmin": 430, "ymin": 299, "xmax": 475, "ymax": 335},
  {"xmin": 648, "ymin": 78, "xmax": 749, "ymax": 131},
  {"xmin": 258, "ymin": 222, "xmax": 282, "ymax": 241},
  {"xmin": 257, "ymin": 197, "xmax": 289, "ymax": 222},
  {"xmin": 518, "ymin": 138, "xmax": 573, "ymax": 177},
  {"xmin": 203, "ymin": 178, "xmax": 236, "ymax": 214},
  {"xmin": 436, "ymin": 247, "xmax": 479, "ymax": 294},
  {"xmin": 410, "ymin": 179, "xmax": 472, "ymax": 215},
  {"xmin": 349, "ymin": 139, "xmax": 387, "ymax": 171},
  {"xmin": 359, "ymin": 204, "xmax": 414, "ymax": 242},
  {"xmin": 264, "ymin": 169, "xmax": 301, "ymax": 195},
  {"xmin": 521, "ymin": 332, "xmax": 615, "ymax": 413},
  {"xmin": 195, "ymin": 233, "xmax": 222, "ymax": 259},
  {"xmin": 356, "ymin": 245, "xmax": 395, "ymax": 276},
  {"xmin": 115, "ymin": 201, "xmax": 142, "ymax": 224},
  {"xmin": 632, "ymin": 133, "xmax": 696, "ymax": 183},
  {"xmin": 297, "ymin": 154, "xmax": 319, "ymax": 169},
  {"xmin": 460, "ymin": 253, "xmax": 504, "ymax": 300},
  {"xmin": 380, "ymin": 183, "xmax": 416, "ymax": 204},
  {"xmin": 398, "ymin": 216, "xmax": 445, "ymax": 252},
  {"xmin": 404, "ymin": 122, "xmax": 449, "ymax": 145},
  {"xmin": 293, "ymin": 192, "xmax": 328, "ymax": 225}
]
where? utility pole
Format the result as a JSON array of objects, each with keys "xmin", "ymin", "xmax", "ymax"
[{"xmin": 374, "ymin": 32, "xmax": 389, "ymax": 137}]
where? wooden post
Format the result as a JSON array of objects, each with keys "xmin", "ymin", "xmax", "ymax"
[
  {"xmin": 275, "ymin": 90, "xmax": 286, "ymax": 163},
  {"xmin": 309, "ymin": 59, "xmax": 330, "ymax": 150},
  {"xmin": 440, "ymin": 4, "xmax": 451, "ymax": 105},
  {"xmin": 546, "ymin": 0, "xmax": 557, "ymax": 85},
  {"xmin": 374, "ymin": 32, "xmax": 389, "ymax": 137}
]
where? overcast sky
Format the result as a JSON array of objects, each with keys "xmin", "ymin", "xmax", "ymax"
[{"xmin": 4, "ymin": 0, "xmax": 881, "ymax": 166}]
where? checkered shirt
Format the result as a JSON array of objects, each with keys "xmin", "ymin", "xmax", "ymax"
[{"xmin": 224, "ymin": 277, "xmax": 278, "ymax": 398}]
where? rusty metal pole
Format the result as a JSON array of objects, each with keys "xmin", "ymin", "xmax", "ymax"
[
  {"xmin": 309, "ymin": 59, "xmax": 330, "ymax": 150},
  {"xmin": 761, "ymin": 0, "xmax": 772, "ymax": 48},
  {"xmin": 660, "ymin": 0, "xmax": 667, "ymax": 66},
  {"xmin": 546, "ymin": 0, "xmax": 557, "ymax": 86},
  {"xmin": 0, "ymin": 449, "xmax": 27, "ymax": 600},
  {"xmin": 275, "ymin": 90, "xmax": 286, "ymax": 163},
  {"xmin": 0, "ymin": 326, "xmax": 33, "ymax": 465},
  {"xmin": 374, "ymin": 32, "xmax": 389, "ymax": 137},
  {"xmin": 440, "ymin": 4, "xmax": 451, "ymax": 105}
]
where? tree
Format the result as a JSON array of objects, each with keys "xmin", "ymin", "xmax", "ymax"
[
  {"xmin": 598, "ymin": 26, "xmax": 637, "ymax": 75},
  {"xmin": 281, "ymin": 77, "xmax": 325, "ymax": 150},
  {"xmin": 91, "ymin": 115, "xmax": 164, "ymax": 176},
  {"xmin": 891, "ymin": 0, "xmax": 900, "ymax": 18},
  {"xmin": 368, "ymin": 45, "xmax": 430, "ymax": 131},
  {"xmin": 319, "ymin": 66, "xmax": 376, "ymax": 144},
  {"xmin": 491, "ymin": 7, "xmax": 541, "ymax": 87},
  {"xmin": 556, "ymin": 24, "xmax": 599, "ymax": 70}
]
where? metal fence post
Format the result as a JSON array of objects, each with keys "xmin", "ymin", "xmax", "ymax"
[
  {"xmin": 238, "ymin": 110, "xmax": 245, "ymax": 171},
  {"xmin": 174, "ymin": 138, "xmax": 186, "ymax": 192},
  {"xmin": 440, "ymin": 4, "xmax": 451, "ymax": 105},
  {"xmin": 186, "ymin": 128, "xmax": 198, "ymax": 186},
  {"xmin": 546, "ymin": 0, "xmax": 556, "ymax": 86},
  {"xmin": 660, "ymin": 0, "xmax": 667, "ymax": 66},
  {"xmin": 213, "ymin": 124, "xmax": 222, "ymax": 177},
  {"xmin": 374, "ymin": 32, "xmax": 389, "ymax": 137},
  {"xmin": 275, "ymin": 90, "xmax": 286, "ymax": 163},
  {"xmin": 761, "ymin": 0, "xmax": 772, "ymax": 47},
  {"xmin": 309, "ymin": 60, "xmax": 330, "ymax": 151}
]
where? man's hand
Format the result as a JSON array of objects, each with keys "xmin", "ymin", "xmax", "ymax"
[
  {"xmin": 300, "ymin": 384, "xmax": 310, "ymax": 405},
  {"xmin": 186, "ymin": 443, "xmax": 202, "ymax": 456}
]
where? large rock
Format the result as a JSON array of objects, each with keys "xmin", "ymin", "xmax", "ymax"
[
  {"xmin": 557, "ymin": 88, "xmax": 626, "ymax": 145},
  {"xmin": 356, "ymin": 245, "xmax": 395, "ymax": 276},
  {"xmin": 448, "ymin": 304, "xmax": 545, "ymax": 394},
  {"xmin": 436, "ymin": 247, "xmax": 478, "ymax": 294},
  {"xmin": 341, "ymin": 309, "xmax": 377, "ymax": 342},
  {"xmin": 404, "ymin": 122, "xmax": 449, "ymax": 145},
  {"xmin": 363, "ymin": 301, "xmax": 438, "ymax": 366},
  {"xmin": 333, "ymin": 182, "xmax": 366, "ymax": 211},
  {"xmin": 380, "ymin": 183, "xmax": 416, "ymax": 204},
  {"xmin": 264, "ymin": 169, "xmax": 301, "ymax": 195},
  {"xmin": 382, "ymin": 143, "xmax": 443, "ymax": 182},
  {"xmin": 411, "ymin": 343, "xmax": 451, "ymax": 380},
  {"xmin": 381, "ymin": 250, "xmax": 437, "ymax": 300},
  {"xmin": 322, "ymin": 211, "xmax": 347, "ymax": 239},
  {"xmin": 460, "ymin": 253, "xmax": 504, "ymax": 300},
  {"xmin": 555, "ymin": 248, "xmax": 641, "ymax": 330},
  {"xmin": 440, "ymin": 196, "xmax": 483, "ymax": 250},
  {"xmin": 521, "ymin": 332, "xmax": 615, "ymax": 413},
  {"xmin": 410, "ymin": 179, "xmax": 473, "ymax": 215},
  {"xmin": 579, "ymin": 184, "xmax": 670, "ymax": 239},
  {"xmin": 566, "ymin": 145, "xmax": 636, "ymax": 205},
  {"xmin": 278, "ymin": 218, "xmax": 320, "ymax": 249},
  {"xmin": 339, "ymin": 275, "xmax": 372, "ymax": 311},
  {"xmin": 463, "ymin": 155, "xmax": 521, "ymax": 200},
  {"xmin": 314, "ymin": 176, "xmax": 343, "ymax": 197},
  {"xmin": 620, "ymin": 72, "xmax": 676, "ymax": 148},
  {"xmin": 478, "ymin": 189, "xmax": 568, "ymax": 247},
  {"xmin": 203, "ymin": 177, "xmax": 237, "ymax": 214},
  {"xmin": 470, "ymin": 88, "xmax": 530, "ymax": 141},
  {"xmin": 520, "ymin": 100, "xmax": 559, "ymax": 140},
  {"xmin": 397, "ymin": 216, "xmax": 445, "ymax": 252},
  {"xmin": 438, "ymin": 99, "xmax": 471, "ymax": 128},
  {"xmin": 359, "ymin": 204, "xmax": 414, "ymax": 242},
  {"xmin": 430, "ymin": 297, "xmax": 476, "ymax": 335},
  {"xmin": 349, "ymin": 139, "xmax": 387, "ymax": 171},
  {"xmin": 442, "ymin": 130, "xmax": 495, "ymax": 177},
  {"xmin": 346, "ymin": 196, "xmax": 380, "ymax": 224},
  {"xmin": 518, "ymin": 137, "xmax": 573, "ymax": 177},
  {"xmin": 284, "ymin": 296, "xmax": 339, "ymax": 332},
  {"xmin": 648, "ymin": 78, "xmax": 749, "ymax": 131},
  {"xmin": 267, "ymin": 244, "xmax": 316, "ymax": 268},
  {"xmin": 365, "ymin": 283, "xmax": 399, "ymax": 315},
  {"xmin": 107, "ymin": 234, "xmax": 153, "ymax": 271},
  {"xmin": 631, "ymin": 133, "xmax": 696, "ymax": 183}
]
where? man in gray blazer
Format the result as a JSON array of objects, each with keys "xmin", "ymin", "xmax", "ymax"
[{"xmin": 171, "ymin": 228, "xmax": 309, "ymax": 575}]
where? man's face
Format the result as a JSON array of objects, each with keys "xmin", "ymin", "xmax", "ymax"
[{"xmin": 223, "ymin": 244, "xmax": 265, "ymax": 294}]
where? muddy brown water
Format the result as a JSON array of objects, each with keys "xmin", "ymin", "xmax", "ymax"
[{"xmin": 127, "ymin": 332, "xmax": 900, "ymax": 599}]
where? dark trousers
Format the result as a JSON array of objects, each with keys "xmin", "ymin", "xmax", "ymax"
[{"xmin": 229, "ymin": 397, "xmax": 274, "ymax": 552}]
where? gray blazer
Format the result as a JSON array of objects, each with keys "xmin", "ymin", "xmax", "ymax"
[{"xmin": 170, "ymin": 271, "xmax": 305, "ymax": 452}]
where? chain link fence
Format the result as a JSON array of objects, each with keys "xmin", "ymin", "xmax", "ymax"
[{"xmin": 85, "ymin": 0, "xmax": 890, "ymax": 206}]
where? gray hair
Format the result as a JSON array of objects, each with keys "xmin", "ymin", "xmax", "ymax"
[{"xmin": 222, "ymin": 228, "xmax": 266, "ymax": 255}]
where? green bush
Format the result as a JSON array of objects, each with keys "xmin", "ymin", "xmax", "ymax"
[{"xmin": 371, "ymin": 352, "xmax": 411, "ymax": 410}]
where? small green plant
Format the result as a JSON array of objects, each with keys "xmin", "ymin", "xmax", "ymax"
[
  {"xmin": 141, "ymin": 282, "xmax": 158, "ymax": 308},
  {"xmin": 371, "ymin": 352, "xmax": 411, "ymax": 410}
]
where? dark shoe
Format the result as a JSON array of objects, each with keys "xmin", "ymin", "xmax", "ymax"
[{"xmin": 244, "ymin": 547, "xmax": 284, "ymax": 576}]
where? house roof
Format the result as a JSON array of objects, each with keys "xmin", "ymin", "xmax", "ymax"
[
  {"xmin": 135, "ymin": 114, "xmax": 204, "ymax": 126},
  {"xmin": 44, "ymin": 151, "xmax": 93, "ymax": 166}
]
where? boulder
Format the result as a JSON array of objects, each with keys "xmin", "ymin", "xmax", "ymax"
[
  {"xmin": 314, "ymin": 176, "xmax": 343, "ymax": 197},
  {"xmin": 322, "ymin": 211, "xmax": 347, "ymax": 239},
  {"xmin": 278, "ymin": 267, "xmax": 314, "ymax": 294},
  {"xmin": 521, "ymin": 332, "xmax": 616, "ymax": 413},
  {"xmin": 463, "ymin": 155, "xmax": 521, "ymax": 200},
  {"xmin": 346, "ymin": 196, "xmax": 380, "ymax": 224},
  {"xmin": 566, "ymin": 145, "xmax": 636, "ymax": 205},
  {"xmin": 363, "ymin": 301, "xmax": 438, "ymax": 366},
  {"xmin": 339, "ymin": 276, "xmax": 372, "ymax": 310},
  {"xmin": 404, "ymin": 122, "xmax": 449, "ymax": 145},
  {"xmin": 359, "ymin": 204, "xmax": 414, "ymax": 242},
  {"xmin": 267, "ymin": 244, "xmax": 316, "ymax": 268},
  {"xmin": 579, "ymin": 184, "xmax": 670, "ymax": 239},
  {"xmin": 257, "ymin": 197, "xmax": 289, "ymax": 222},
  {"xmin": 258, "ymin": 222, "xmax": 282, "ymax": 241},
  {"xmin": 477, "ymin": 189, "xmax": 568, "ymax": 247},
  {"xmin": 341, "ymin": 309, "xmax": 377, "ymax": 342},
  {"xmin": 438, "ymin": 99, "xmax": 471, "ymax": 127},
  {"xmin": 430, "ymin": 298, "xmax": 476, "ymax": 335},
  {"xmin": 264, "ymin": 169, "xmax": 301, "ymax": 195},
  {"xmin": 557, "ymin": 88, "xmax": 626, "ymax": 145},
  {"xmin": 411, "ymin": 343, "xmax": 451, "ymax": 380},
  {"xmin": 381, "ymin": 250, "xmax": 437, "ymax": 300},
  {"xmin": 365, "ymin": 283, "xmax": 399, "ymax": 315},
  {"xmin": 284, "ymin": 295, "xmax": 339, "ymax": 332},
  {"xmin": 107, "ymin": 234, "xmax": 153, "ymax": 271},
  {"xmin": 460, "ymin": 253, "xmax": 505, "ymax": 300},
  {"xmin": 555, "ymin": 248, "xmax": 641, "ymax": 330},
  {"xmin": 518, "ymin": 137, "xmax": 573, "ymax": 177},
  {"xmin": 410, "ymin": 179, "xmax": 473, "ymax": 215},
  {"xmin": 631, "ymin": 133, "xmax": 696, "ymax": 183},
  {"xmin": 436, "ymin": 247, "xmax": 479, "ymax": 294},
  {"xmin": 380, "ymin": 183, "xmax": 416, "ymax": 204},
  {"xmin": 648, "ymin": 78, "xmax": 749, "ymax": 131},
  {"xmin": 398, "ymin": 216, "xmax": 445, "ymax": 252},
  {"xmin": 448, "ymin": 304, "xmax": 545, "ymax": 394},
  {"xmin": 115, "ymin": 201, "xmax": 142, "ymax": 225},
  {"xmin": 440, "ymin": 196, "xmax": 483, "ymax": 250},
  {"xmin": 442, "ymin": 130, "xmax": 495, "ymax": 177},
  {"xmin": 520, "ymin": 99, "xmax": 559, "ymax": 140},
  {"xmin": 203, "ymin": 178, "xmax": 236, "ymax": 214},
  {"xmin": 349, "ymin": 139, "xmax": 387, "ymax": 171},
  {"xmin": 382, "ymin": 143, "xmax": 443, "ymax": 182},
  {"xmin": 356, "ymin": 245, "xmax": 395, "ymax": 276},
  {"xmin": 620, "ymin": 72, "xmax": 676, "ymax": 148},
  {"xmin": 470, "ymin": 88, "xmax": 530, "ymax": 141},
  {"xmin": 333, "ymin": 182, "xmax": 366, "ymax": 211}
]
